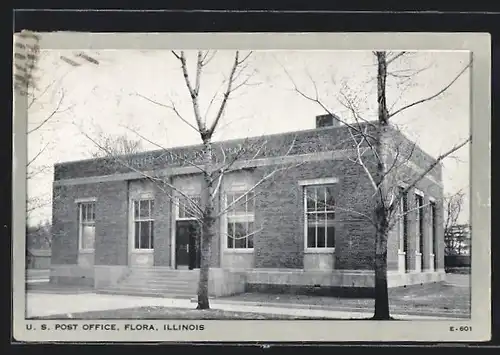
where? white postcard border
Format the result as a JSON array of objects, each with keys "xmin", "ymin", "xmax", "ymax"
[{"xmin": 12, "ymin": 32, "xmax": 491, "ymax": 343}]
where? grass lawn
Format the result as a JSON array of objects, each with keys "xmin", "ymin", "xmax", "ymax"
[
  {"xmin": 33, "ymin": 306, "xmax": 333, "ymax": 320},
  {"xmin": 219, "ymin": 281, "xmax": 471, "ymax": 318}
]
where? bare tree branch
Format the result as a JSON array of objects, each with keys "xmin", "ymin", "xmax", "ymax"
[
  {"xmin": 386, "ymin": 51, "xmax": 407, "ymax": 66},
  {"xmin": 389, "ymin": 137, "xmax": 470, "ymax": 214},
  {"xmin": 348, "ymin": 127, "xmax": 378, "ymax": 192},
  {"xmin": 27, "ymin": 142, "xmax": 49, "ymax": 168},
  {"xmin": 389, "ymin": 59, "xmax": 472, "ymax": 119},
  {"xmin": 134, "ymin": 92, "xmax": 201, "ymax": 134},
  {"xmin": 172, "ymin": 51, "xmax": 206, "ymax": 132},
  {"xmin": 207, "ymin": 51, "xmax": 241, "ymax": 136},
  {"xmin": 76, "ymin": 124, "xmax": 205, "ymax": 218},
  {"xmin": 215, "ymin": 162, "xmax": 305, "ymax": 219},
  {"xmin": 27, "ymin": 91, "xmax": 67, "ymax": 135},
  {"xmin": 120, "ymin": 125, "xmax": 207, "ymax": 174}
]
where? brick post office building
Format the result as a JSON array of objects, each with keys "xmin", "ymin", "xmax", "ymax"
[{"xmin": 49, "ymin": 115, "xmax": 446, "ymax": 297}]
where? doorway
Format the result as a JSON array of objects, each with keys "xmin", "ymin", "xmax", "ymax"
[{"xmin": 175, "ymin": 220, "xmax": 201, "ymax": 270}]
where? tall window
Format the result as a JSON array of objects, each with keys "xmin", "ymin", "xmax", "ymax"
[
  {"xmin": 133, "ymin": 199, "xmax": 154, "ymax": 249},
  {"xmin": 226, "ymin": 191, "xmax": 255, "ymax": 249},
  {"xmin": 397, "ymin": 188, "xmax": 406, "ymax": 252},
  {"xmin": 415, "ymin": 193, "xmax": 424, "ymax": 255},
  {"xmin": 430, "ymin": 201, "xmax": 437, "ymax": 269},
  {"xmin": 305, "ymin": 185, "xmax": 336, "ymax": 249},
  {"xmin": 401, "ymin": 191, "xmax": 410, "ymax": 272},
  {"xmin": 177, "ymin": 195, "xmax": 201, "ymax": 220},
  {"xmin": 78, "ymin": 201, "xmax": 96, "ymax": 250}
]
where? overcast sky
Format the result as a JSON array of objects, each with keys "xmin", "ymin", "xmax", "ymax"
[{"xmin": 26, "ymin": 50, "xmax": 471, "ymax": 226}]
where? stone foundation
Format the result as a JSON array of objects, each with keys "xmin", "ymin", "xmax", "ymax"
[
  {"xmin": 94, "ymin": 265, "xmax": 130, "ymax": 289},
  {"xmin": 208, "ymin": 268, "xmax": 247, "ymax": 297},
  {"xmin": 48, "ymin": 265, "xmax": 447, "ymax": 297},
  {"xmin": 49, "ymin": 264, "xmax": 94, "ymax": 286}
]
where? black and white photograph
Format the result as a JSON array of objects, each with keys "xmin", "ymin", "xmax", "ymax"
[{"xmin": 12, "ymin": 32, "xmax": 490, "ymax": 342}]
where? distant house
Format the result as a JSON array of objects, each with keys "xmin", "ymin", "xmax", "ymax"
[
  {"xmin": 26, "ymin": 223, "xmax": 52, "ymax": 270},
  {"xmin": 445, "ymin": 224, "xmax": 471, "ymax": 268},
  {"xmin": 445, "ymin": 224, "xmax": 471, "ymax": 256},
  {"xmin": 27, "ymin": 249, "xmax": 51, "ymax": 270},
  {"xmin": 49, "ymin": 115, "xmax": 446, "ymax": 296}
]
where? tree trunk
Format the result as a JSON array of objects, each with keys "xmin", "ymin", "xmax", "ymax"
[
  {"xmin": 373, "ymin": 206, "xmax": 390, "ymax": 320},
  {"xmin": 372, "ymin": 51, "xmax": 391, "ymax": 320},
  {"xmin": 197, "ymin": 139, "xmax": 214, "ymax": 310}
]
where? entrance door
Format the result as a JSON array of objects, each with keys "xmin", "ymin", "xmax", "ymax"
[{"xmin": 175, "ymin": 220, "xmax": 201, "ymax": 269}]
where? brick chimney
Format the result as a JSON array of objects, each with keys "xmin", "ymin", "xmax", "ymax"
[{"xmin": 316, "ymin": 114, "xmax": 341, "ymax": 128}]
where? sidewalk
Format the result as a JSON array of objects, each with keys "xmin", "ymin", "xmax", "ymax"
[{"xmin": 26, "ymin": 292, "xmax": 462, "ymax": 320}]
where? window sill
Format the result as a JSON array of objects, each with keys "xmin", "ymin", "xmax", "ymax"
[
  {"xmin": 305, "ymin": 248, "xmax": 335, "ymax": 254},
  {"xmin": 224, "ymin": 248, "xmax": 254, "ymax": 253},
  {"xmin": 131, "ymin": 249, "xmax": 154, "ymax": 253},
  {"xmin": 79, "ymin": 249, "xmax": 95, "ymax": 254}
]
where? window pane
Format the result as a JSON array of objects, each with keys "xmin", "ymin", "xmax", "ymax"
[
  {"xmin": 325, "ymin": 185, "xmax": 336, "ymax": 211},
  {"xmin": 140, "ymin": 221, "xmax": 150, "ymax": 248},
  {"xmin": 178, "ymin": 199, "xmax": 185, "ymax": 218},
  {"xmin": 306, "ymin": 187, "xmax": 316, "ymax": 212},
  {"xmin": 91, "ymin": 203, "xmax": 96, "ymax": 221},
  {"xmin": 150, "ymin": 200, "xmax": 155, "ymax": 216},
  {"xmin": 234, "ymin": 222, "xmax": 246, "ymax": 248},
  {"xmin": 327, "ymin": 226, "xmax": 335, "ymax": 247},
  {"xmin": 317, "ymin": 187, "xmax": 326, "ymax": 211},
  {"xmin": 247, "ymin": 221, "xmax": 254, "ymax": 248},
  {"xmin": 307, "ymin": 226, "xmax": 316, "ymax": 248},
  {"xmin": 149, "ymin": 221, "xmax": 154, "ymax": 249},
  {"xmin": 190, "ymin": 197, "xmax": 200, "ymax": 218},
  {"xmin": 227, "ymin": 223, "xmax": 234, "ymax": 248},
  {"xmin": 134, "ymin": 222, "xmax": 140, "ymax": 249},
  {"xmin": 134, "ymin": 201, "xmax": 140, "ymax": 219},
  {"xmin": 247, "ymin": 230, "xmax": 254, "ymax": 249},
  {"xmin": 317, "ymin": 227, "xmax": 326, "ymax": 247},
  {"xmin": 82, "ymin": 225, "xmax": 95, "ymax": 249},
  {"xmin": 326, "ymin": 212, "xmax": 335, "ymax": 224},
  {"xmin": 140, "ymin": 200, "xmax": 149, "ymax": 218},
  {"xmin": 80, "ymin": 204, "xmax": 86, "ymax": 222},
  {"xmin": 307, "ymin": 213, "xmax": 317, "ymax": 226}
]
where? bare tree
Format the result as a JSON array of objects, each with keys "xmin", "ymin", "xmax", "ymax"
[
  {"xmin": 286, "ymin": 51, "xmax": 471, "ymax": 319},
  {"xmin": 22, "ymin": 50, "xmax": 100, "ymax": 218},
  {"xmin": 78, "ymin": 51, "xmax": 299, "ymax": 310},
  {"xmin": 443, "ymin": 190, "xmax": 467, "ymax": 256},
  {"xmin": 26, "ymin": 219, "xmax": 52, "ymax": 249},
  {"xmin": 89, "ymin": 132, "xmax": 143, "ymax": 164}
]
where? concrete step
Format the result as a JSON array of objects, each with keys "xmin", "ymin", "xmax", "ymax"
[
  {"xmin": 128, "ymin": 274, "xmax": 200, "ymax": 280},
  {"xmin": 130, "ymin": 267, "xmax": 200, "ymax": 274},
  {"xmin": 119, "ymin": 278, "xmax": 194, "ymax": 287},
  {"xmin": 130, "ymin": 266, "xmax": 200, "ymax": 274},
  {"xmin": 98, "ymin": 287, "xmax": 196, "ymax": 299},
  {"xmin": 117, "ymin": 282, "xmax": 197, "ymax": 292},
  {"xmin": 106, "ymin": 286, "xmax": 197, "ymax": 295},
  {"xmin": 105, "ymin": 283, "xmax": 197, "ymax": 293},
  {"xmin": 127, "ymin": 273, "xmax": 199, "ymax": 280}
]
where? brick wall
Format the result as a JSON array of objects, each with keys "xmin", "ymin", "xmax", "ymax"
[
  {"xmin": 51, "ymin": 181, "xmax": 129, "ymax": 266},
  {"xmin": 52, "ymin": 122, "xmax": 445, "ymax": 273},
  {"xmin": 51, "ymin": 183, "xmax": 98, "ymax": 264},
  {"xmin": 94, "ymin": 181, "xmax": 129, "ymax": 265},
  {"xmin": 153, "ymin": 181, "xmax": 172, "ymax": 266},
  {"xmin": 253, "ymin": 157, "xmax": 377, "ymax": 270}
]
